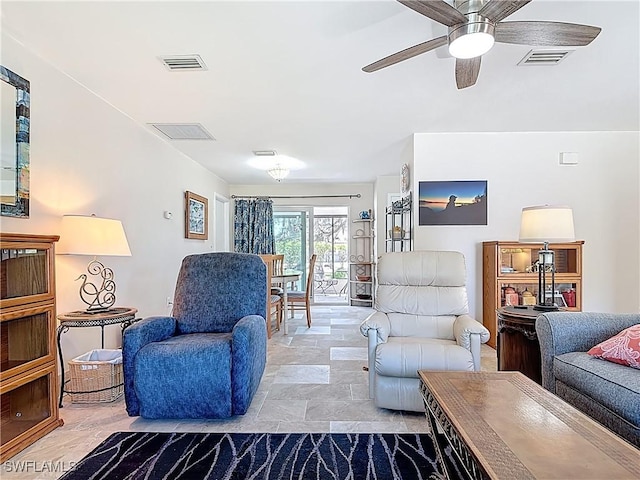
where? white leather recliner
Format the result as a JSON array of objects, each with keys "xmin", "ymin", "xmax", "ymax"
[{"xmin": 360, "ymin": 250, "xmax": 490, "ymax": 412}]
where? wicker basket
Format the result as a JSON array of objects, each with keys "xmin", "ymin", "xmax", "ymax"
[{"xmin": 68, "ymin": 349, "xmax": 123, "ymax": 403}]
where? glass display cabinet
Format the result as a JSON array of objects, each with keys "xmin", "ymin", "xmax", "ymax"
[
  {"xmin": 1, "ymin": 233, "xmax": 63, "ymax": 461},
  {"xmin": 482, "ymin": 240, "xmax": 584, "ymax": 348}
]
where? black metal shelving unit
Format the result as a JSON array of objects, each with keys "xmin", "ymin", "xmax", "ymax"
[{"xmin": 385, "ymin": 193, "xmax": 412, "ymax": 252}]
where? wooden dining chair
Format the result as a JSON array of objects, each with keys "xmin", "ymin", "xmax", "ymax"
[
  {"xmin": 259, "ymin": 254, "xmax": 284, "ymax": 336},
  {"xmin": 272, "ymin": 254, "xmax": 284, "ymax": 277},
  {"xmin": 287, "ymin": 254, "xmax": 317, "ymax": 328}
]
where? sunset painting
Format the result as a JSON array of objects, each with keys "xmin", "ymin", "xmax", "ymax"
[{"xmin": 419, "ymin": 180, "xmax": 487, "ymax": 225}]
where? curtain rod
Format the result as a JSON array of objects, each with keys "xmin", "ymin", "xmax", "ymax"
[{"xmin": 231, "ymin": 194, "xmax": 361, "ymax": 199}]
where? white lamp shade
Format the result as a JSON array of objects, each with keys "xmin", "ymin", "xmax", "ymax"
[
  {"xmin": 57, "ymin": 215, "xmax": 132, "ymax": 256},
  {"xmin": 519, "ymin": 205, "xmax": 575, "ymax": 243}
]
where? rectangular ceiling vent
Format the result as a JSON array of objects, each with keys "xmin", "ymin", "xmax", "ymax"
[
  {"xmin": 518, "ymin": 49, "xmax": 574, "ymax": 66},
  {"xmin": 252, "ymin": 150, "xmax": 277, "ymax": 156},
  {"xmin": 159, "ymin": 54, "xmax": 207, "ymax": 71},
  {"xmin": 149, "ymin": 123, "xmax": 215, "ymax": 140}
]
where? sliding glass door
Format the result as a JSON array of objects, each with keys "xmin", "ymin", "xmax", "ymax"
[
  {"xmin": 273, "ymin": 206, "xmax": 348, "ymax": 305},
  {"xmin": 313, "ymin": 210, "xmax": 348, "ymax": 303},
  {"xmin": 273, "ymin": 209, "xmax": 310, "ymax": 292}
]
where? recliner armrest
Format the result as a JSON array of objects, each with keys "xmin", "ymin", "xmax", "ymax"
[
  {"xmin": 359, "ymin": 311, "xmax": 391, "ymax": 343},
  {"xmin": 231, "ymin": 315, "xmax": 268, "ymax": 415},
  {"xmin": 360, "ymin": 311, "xmax": 391, "ymax": 399},
  {"xmin": 232, "ymin": 315, "xmax": 268, "ymax": 348},
  {"xmin": 124, "ymin": 316, "xmax": 177, "ymax": 347},
  {"xmin": 453, "ymin": 314, "xmax": 489, "ymax": 372},
  {"xmin": 453, "ymin": 314, "xmax": 490, "ymax": 349},
  {"xmin": 123, "ymin": 316, "xmax": 177, "ymax": 416}
]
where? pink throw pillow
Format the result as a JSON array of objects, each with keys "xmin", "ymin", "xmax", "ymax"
[{"xmin": 587, "ymin": 324, "xmax": 640, "ymax": 369}]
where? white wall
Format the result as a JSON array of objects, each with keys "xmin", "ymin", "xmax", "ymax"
[
  {"xmin": 412, "ymin": 132, "xmax": 640, "ymax": 323},
  {"xmin": 1, "ymin": 35, "xmax": 229, "ymax": 362}
]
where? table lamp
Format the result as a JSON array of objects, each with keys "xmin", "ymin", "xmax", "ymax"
[
  {"xmin": 519, "ymin": 205, "xmax": 575, "ymax": 311},
  {"xmin": 57, "ymin": 214, "xmax": 131, "ymax": 312}
]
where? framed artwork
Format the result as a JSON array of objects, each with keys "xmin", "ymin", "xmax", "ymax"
[
  {"xmin": 418, "ymin": 180, "xmax": 487, "ymax": 226},
  {"xmin": 185, "ymin": 191, "xmax": 208, "ymax": 240}
]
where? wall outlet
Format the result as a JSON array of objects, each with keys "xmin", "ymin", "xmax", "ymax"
[{"xmin": 166, "ymin": 297, "xmax": 173, "ymax": 307}]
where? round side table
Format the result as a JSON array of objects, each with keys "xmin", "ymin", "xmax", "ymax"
[
  {"xmin": 497, "ymin": 306, "xmax": 543, "ymax": 384},
  {"xmin": 57, "ymin": 307, "xmax": 138, "ymax": 407}
]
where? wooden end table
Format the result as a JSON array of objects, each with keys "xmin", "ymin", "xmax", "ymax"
[
  {"xmin": 419, "ymin": 371, "xmax": 640, "ymax": 480},
  {"xmin": 496, "ymin": 306, "xmax": 544, "ymax": 384}
]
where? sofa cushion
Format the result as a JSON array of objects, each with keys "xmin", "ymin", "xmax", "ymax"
[
  {"xmin": 375, "ymin": 337, "xmax": 474, "ymax": 378},
  {"xmin": 553, "ymin": 352, "xmax": 640, "ymax": 427},
  {"xmin": 587, "ymin": 324, "xmax": 640, "ymax": 369},
  {"xmin": 134, "ymin": 333, "xmax": 233, "ymax": 419}
]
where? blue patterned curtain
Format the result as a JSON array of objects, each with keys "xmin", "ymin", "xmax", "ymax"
[{"xmin": 234, "ymin": 198, "xmax": 275, "ymax": 254}]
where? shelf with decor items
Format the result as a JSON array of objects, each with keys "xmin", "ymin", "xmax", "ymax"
[
  {"xmin": 349, "ymin": 218, "xmax": 374, "ymax": 306},
  {"xmin": 385, "ymin": 193, "xmax": 412, "ymax": 252},
  {"xmin": 1, "ymin": 233, "xmax": 63, "ymax": 461},
  {"xmin": 482, "ymin": 240, "xmax": 584, "ymax": 349}
]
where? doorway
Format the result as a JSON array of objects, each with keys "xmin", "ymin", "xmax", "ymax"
[{"xmin": 273, "ymin": 206, "xmax": 349, "ymax": 305}]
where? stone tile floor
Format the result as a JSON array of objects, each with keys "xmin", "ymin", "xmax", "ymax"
[{"xmin": 2, "ymin": 305, "xmax": 497, "ymax": 479}]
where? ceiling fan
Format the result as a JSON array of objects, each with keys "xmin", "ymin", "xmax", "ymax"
[{"xmin": 363, "ymin": 0, "xmax": 601, "ymax": 89}]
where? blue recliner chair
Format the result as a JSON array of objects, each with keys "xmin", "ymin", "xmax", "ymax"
[{"xmin": 123, "ymin": 252, "xmax": 267, "ymax": 419}]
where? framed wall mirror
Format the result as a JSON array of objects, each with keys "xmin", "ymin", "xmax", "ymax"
[{"xmin": 1, "ymin": 65, "xmax": 30, "ymax": 218}]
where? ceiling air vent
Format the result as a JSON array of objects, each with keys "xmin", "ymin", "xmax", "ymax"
[
  {"xmin": 518, "ymin": 49, "xmax": 574, "ymax": 66},
  {"xmin": 149, "ymin": 123, "xmax": 215, "ymax": 140},
  {"xmin": 252, "ymin": 150, "xmax": 277, "ymax": 156},
  {"xmin": 159, "ymin": 54, "xmax": 207, "ymax": 71}
]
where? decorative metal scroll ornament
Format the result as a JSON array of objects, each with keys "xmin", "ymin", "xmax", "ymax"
[{"xmin": 76, "ymin": 259, "xmax": 116, "ymax": 312}]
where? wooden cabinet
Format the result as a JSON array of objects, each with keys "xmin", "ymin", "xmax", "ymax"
[
  {"xmin": 349, "ymin": 219, "xmax": 374, "ymax": 306},
  {"xmin": 482, "ymin": 240, "xmax": 584, "ymax": 348},
  {"xmin": 1, "ymin": 233, "xmax": 63, "ymax": 461},
  {"xmin": 385, "ymin": 193, "xmax": 412, "ymax": 252}
]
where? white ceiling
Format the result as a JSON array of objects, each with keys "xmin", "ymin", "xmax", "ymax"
[{"xmin": 2, "ymin": 1, "xmax": 638, "ymax": 185}]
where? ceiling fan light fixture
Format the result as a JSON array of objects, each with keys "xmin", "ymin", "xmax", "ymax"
[{"xmin": 448, "ymin": 18, "xmax": 495, "ymax": 59}]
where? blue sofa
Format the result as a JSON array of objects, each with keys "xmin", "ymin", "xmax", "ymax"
[
  {"xmin": 536, "ymin": 312, "xmax": 640, "ymax": 447},
  {"xmin": 123, "ymin": 252, "xmax": 267, "ymax": 419}
]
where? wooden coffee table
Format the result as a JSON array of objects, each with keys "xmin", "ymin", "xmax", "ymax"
[{"xmin": 419, "ymin": 371, "xmax": 640, "ymax": 480}]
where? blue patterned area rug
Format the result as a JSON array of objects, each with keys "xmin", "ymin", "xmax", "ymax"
[{"xmin": 59, "ymin": 432, "xmax": 448, "ymax": 480}]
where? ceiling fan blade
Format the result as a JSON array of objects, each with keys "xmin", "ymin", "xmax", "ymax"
[
  {"xmin": 455, "ymin": 57, "xmax": 481, "ymax": 89},
  {"xmin": 478, "ymin": 1, "xmax": 532, "ymax": 23},
  {"xmin": 397, "ymin": 0, "xmax": 467, "ymax": 27},
  {"xmin": 363, "ymin": 36, "xmax": 447, "ymax": 73},
  {"xmin": 495, "ymin": 21, "xmax": 602, "ymax": 46}
]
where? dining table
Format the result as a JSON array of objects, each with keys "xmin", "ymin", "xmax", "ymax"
[{"xmin": 271, "ymin": 269, "xmax": 301, "ymax": 335}]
